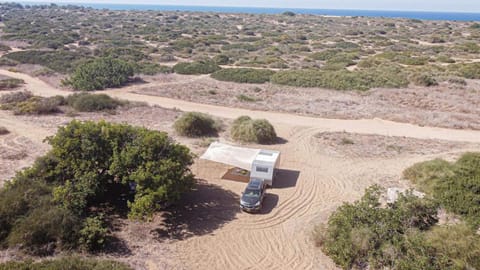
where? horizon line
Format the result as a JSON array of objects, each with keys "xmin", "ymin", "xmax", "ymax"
[{"xmin": 16, "ymin": 1, "xmax": 480, "ymax": 14}]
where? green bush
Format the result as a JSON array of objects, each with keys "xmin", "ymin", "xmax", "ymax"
[
  {"xmin": 231, "ymin": 116, "xmax": 277, "ymax": 144},
  {"xmin": 0, "ymin": 257, "xmax": 132, "ymax": 270},
  {"xmin": 404, "ymin": 152, "xmax": 480, "ymax": 227},
  {"xmin": 79, "ymin": 216, "xmax": 108, "ymax": 252},
  {"xmin": 0, "ymin": 91, "xmax": 32, "ymax": 104},
  {"xmin": 66, "ymin": 93, "xmax": 124, "ymax": 112},
  {"xmin": 173, "ymin": 60, "xmax": 221, "ymax": 75},
  {"xmin": 136, "ymin": 62, "xmax": 173, "ymax": 75},
  {"xmin": 66, "ymin": 57, "xmax": 134, "ymax": 91},
  {"xmin": 211, "ymin": 68, "xmax": 275, "ymax": 84},
  {"xmin": 403, "ymin": 158, "xmax": 454, "ymax": 194},
  {"xmin": 236, "ymin": 94, "xmax": 258, "ymax": 102},
  {"xmin": 409, "ymin": 73, "xmax": 439, "ymax": 87},
  {"xmin": 174, "ymin": 112, "xmax": 219, "ymax": 137},
  {"xmin": 3, "ymin": 50, "xmax": 85, "ymax": 73},
  {"xmin": 0, "ymin": 78, "xmax": 24, "ymax": 90},
  {"xmin": 425, "ymin": 224, "xmax": 480, "ymax": 269},
  {"xmin": 0, "ymin": 94, "xmax": 63, "ymax": 115},
  {"xmin": 315, "ymin": 185, "xmax": 447, "ymax": 270},
  {"xmin": 213, "ymin": 54, "xmax": 230, "ymax": 65},
  {"xmin": 436, "ymin": 55, "xmax": 455, "ymax": 63},
  {"xmin": 271, "ymin": 67, "xmax": 408, "ymax": 91},
  {"xmin": 449, "ymin": 63, "xmax": 480, "ymax": 79}
]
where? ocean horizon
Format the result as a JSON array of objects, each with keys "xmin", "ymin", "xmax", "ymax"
[{"xmin": 18, "ymin": 2, "xmax": 480, "ymax": 21}]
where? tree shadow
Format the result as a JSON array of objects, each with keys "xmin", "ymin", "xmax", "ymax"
[
  {"xmin": 259, "ymin": 193, "xmax": 279, "ymax": 214},
  {"xmin": 151, "ymin": 179, "xmax": 240, "ymax": 241},
  {"xmin": 273, "ymin": 169, "xmax": 300, "ymax": 189},
  {"xmin": 103, "ymin": 235, "xmax": 132, "ymax": 256},
  {"xmin": 125, "ymin": 77, "xmax": 148, "ymax": 86}
]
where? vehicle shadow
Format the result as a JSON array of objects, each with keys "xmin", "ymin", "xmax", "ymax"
[
  {"xmin": 151, "ymin": 179, "xmax": 240, "ymax": 241},
  {"xmin": 273, "ymin": 169, "xmax": 300, "ymax": 189},
  {"xmin": 260, "ymin": 193, "xmax": 279, "ymax": 214}
]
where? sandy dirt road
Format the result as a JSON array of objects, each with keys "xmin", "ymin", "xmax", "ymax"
[
  {"xmin": 1, "ymin": 69, "xmax": 480, "ymax": 270},
  {"xmin": 1, "ymin": 69, "xmax": 480, "ymax": 143}
]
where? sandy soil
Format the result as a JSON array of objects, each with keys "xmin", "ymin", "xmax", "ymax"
[{"xmin": 1, "ymin": 69, "xmax": 480, "ymax": 270}]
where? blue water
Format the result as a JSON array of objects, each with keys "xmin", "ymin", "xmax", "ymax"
[{"xmin": 19, "ymin": 2, "xmax": 480, "ymax": 22}]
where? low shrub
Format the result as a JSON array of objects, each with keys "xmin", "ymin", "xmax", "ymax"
[
  {"xmin": 213, "ymin": 54, "xmax": 230, "ymax": 65},
  {"xmin": 403, "ymin": 158, "xmax": 454, "ymax": 194},
  {"xmin": 79, "ymin": 216, "xmax": 108, "ymax": 252},
  {"xmin": 211, "ymin": 68, "xmax": 275, "ymax": 84},
  {"xmin": 449, "ymin": 63, "xmax": 480, "ymax": 79},
  {"xmin": 271, "ymin": 66, "xmax": 408, "ymax": 91},
  {"xmin": 315, "ymin": 185, "xmax": 446, "ymax": 270},
  {"xmin": 409, "ymin": 73, "xmax": 439, "ymax": 87},
  {"xmin": 1, "ymin": 96, "xmax": 63, "ymax": 115},
  {"xmin": 137, "ymin": 62, "xmax": 173, "ymax": 75},
  {"xmin": 66, "ymin": 57, "xmax": 134, "ymax": 91},
  {"xmin": 0, "ymin": 257, "xmax": 132, "ymax": 270},
  {"xmin": 236, "ymin": 94, "xmax": 258, "ymax": 102},
  {"xmin": 0, "ymin": 126, "xmax": 9, "ymax": 135},
  {"xmin": 173, "ymin": 60, "xmax": 221, "ymax": 75},
  {"xmin": 174, "ymin": 112, "xmax": 219, "ymax": 137},
  {"xmin": 404, "ymin": 152, "xmax": 480, "ymax": 227},
  {"xmin": 0, "ymin": 91, "xmax": 32, "ymax": 104},
  {"xmin": 0, "ymin": 91, "xmax": 63, "ymax": 115},
  {"xmin": 448, "ymin": 77, "xmax": 467, "ymax": 86},
  {"xmin": 310, "ymin": 49, "xmax": 341, "ymax": 61},
  {"xmin": 436, "ymin": 55, "xmax": 455, "ymax": 63},
  {"xmin": 0, "ymin": 78, "xmax": 24, "ymax": 90},
  {"xmin": 66, "ymin": 93, "xmax": 124, "ymax": 112},
  {"xmin": 230, "ymin": 116, "xmax": 277, "ymax": 144},
  {"xmin": 3, "ymin": 50, "xmax": 85, "ymax": 73}
]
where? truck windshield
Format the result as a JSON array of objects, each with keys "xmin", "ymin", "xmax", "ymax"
[{"xmin": 244, "ymin": 188, "xmax": 260, "ymax": 197}]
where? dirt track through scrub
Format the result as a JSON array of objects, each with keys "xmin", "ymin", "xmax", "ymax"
[
  {"xmin": 1, "ymin": 68, "xmax": 480, "ymax": 269},
  {"xmin": 2, "ymin": 68, "xmax": 480, "ymax": 143}
]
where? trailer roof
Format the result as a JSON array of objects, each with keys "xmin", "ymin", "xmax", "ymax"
[{"xmin": 255, "ymin": 149, "xmax": 280, "ymax": 164}]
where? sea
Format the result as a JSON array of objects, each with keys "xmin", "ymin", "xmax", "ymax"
[{"xmin": 18, "ymin": 2, "xmax": 480, "ymax": 22}]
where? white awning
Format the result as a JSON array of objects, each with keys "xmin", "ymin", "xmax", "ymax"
[{"xmin": 200, "ymin": 142, "xmax": 260, "ymax": 171}]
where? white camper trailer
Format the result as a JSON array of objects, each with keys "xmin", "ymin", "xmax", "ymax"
[
  {"xmin": 250, "ymin": 149, "xmax": 280, "ymax": 186},
  {"xmin": 200, "ymin": 142, "xmax": 281, "ymax": 186}
]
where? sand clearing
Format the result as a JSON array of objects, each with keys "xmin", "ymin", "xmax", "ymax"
[{"xmin": 1, "ymin": 69, "xmax": 480, "ymax": 269}]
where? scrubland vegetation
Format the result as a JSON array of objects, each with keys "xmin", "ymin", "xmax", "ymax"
[
  {"xmin": 0, "ymin": 257, "xmax": 132, "ymax": 270},
  {"xmin": 0, "ymin": 121, "xmax": 194, "ymax": 255},
  {"xmin": 2, "ymin": 3, "xmax": 480, "ymax": 91},
  {"xmin": 0, "ymin": 78, "xmax": 24, "ymax": 90},
  {"xmin": 211, "ymin": 68, "xmax": 275, "ymax": 84},
  {"xmin": 315, "ymin": 152, "xmax": 480, "ymax": 269},
  {"xmin": 0, "ymin": 91, "xmax": 126, "ymax": 114}
]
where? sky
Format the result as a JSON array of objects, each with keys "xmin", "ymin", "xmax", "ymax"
[{"xmin": 20, "ymin": 0, "xmax": 480, "ymax": 12}]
